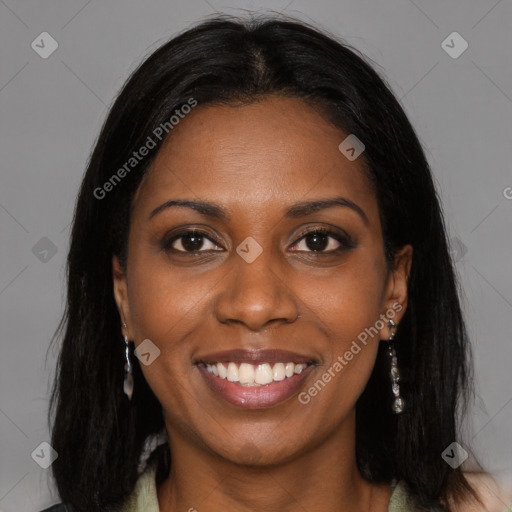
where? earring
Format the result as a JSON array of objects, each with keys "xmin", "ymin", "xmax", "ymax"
[
  {"xmin": 122, "ymin": 323, "xmax": 134, "ymax": 400},
  {"xmin": 386, "ymin": 319, "xmax": 404, "ymax": 414}
]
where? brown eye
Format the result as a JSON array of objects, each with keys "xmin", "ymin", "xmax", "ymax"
[
  {"xmin": 163, "ymin": 230, "xmax": 223, "ymax": 253},
  {"xmin": 289, "ymin": 228, "xmax": 355, "ymax": 253}
]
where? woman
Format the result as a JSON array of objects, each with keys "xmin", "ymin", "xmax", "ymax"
[{"xmin": 43, "ymin": 15, "xmax": 510, "ymax": 512}]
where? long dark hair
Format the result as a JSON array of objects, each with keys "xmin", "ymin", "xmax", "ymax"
[{"xmin": 48, "ymin": 14, "xmax": 480, "ymax": 511}]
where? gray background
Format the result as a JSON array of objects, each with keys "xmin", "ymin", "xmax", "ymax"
[{"xmin": 1, "ymin": 0, "xmax": 511, "ymax": 510}]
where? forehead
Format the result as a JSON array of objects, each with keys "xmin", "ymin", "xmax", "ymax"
[{"xmin": 132, "ymin": 95, "xmax": 377, "ymax": 221}]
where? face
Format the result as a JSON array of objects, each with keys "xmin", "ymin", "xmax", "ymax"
[{"xmin": 113, "ymin": 95, "xmax": 412, "ymax": 466}]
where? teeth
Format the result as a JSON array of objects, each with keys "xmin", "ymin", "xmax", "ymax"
[
  {"xmin": 273, "ymin": 362, "xmax": 285, "ymax": 381},
  {"xmin": 227, "ymin": 362, "xmax": 239, "ymax": 382},
  {"xmin": 254, "ymin": 363, "xmax": 273, "ymax": 385},
  {"xmin": 217, "ymin": 362, "xmax": 227, "ymax": 379},
  {"xmin": 239, "ymin": 363, "xmax": 255, "ymax": 385},
  {"xmin": 294, "ymin": 364, "xmax": 307, "ymax": 374},
  {"xmin": 203, "ymin": 361, "xmax": 310, "ymax": 386}
]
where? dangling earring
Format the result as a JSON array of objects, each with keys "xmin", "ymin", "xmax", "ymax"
[
  {"xmin": 122, "ymin": 323, "xmax": 134, "ymax": 400},
  {"xmin": 386, "ymin": 319, "xmax": 404, "ymax": 414}
]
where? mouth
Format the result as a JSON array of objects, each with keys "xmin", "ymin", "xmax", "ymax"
[
  {"xmin": 199, "ymin": 361, "xmax": 314, "ymax": 386},
  {"xmin": 194, "ymin": 349, "xmax": 317, "ymax": 409}
]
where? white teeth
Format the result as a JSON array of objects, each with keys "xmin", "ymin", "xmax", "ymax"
[
  {"xmin": 254, "ymin": 363, "xmax": 273, "ymax": 385},
  {"xmin": 203, "ymin": 361, "xmax": 310, "ymax": 386},
  {"xmin": 294, "ymin": 364, "xmax": 307, "ymax": 374},
  {"xmin": 239, "ymin": 363, "xmax": 255, "ymax": 385},
  {"xmin": 273, "ymin": 362, "xmax": 286, "ymax": 381},
  {"xmin": 227, "ymin": 362, "xmax": 239, "ymax": 382},
  {"xmin": 217, "ymin": 362, "xmax": 227, "ymax": 379}
]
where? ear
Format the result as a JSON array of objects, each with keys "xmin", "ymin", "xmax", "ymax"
[
  {"xmin": 112, "ymin": 255, "xmax": 133, "ymax": 340},
  {"xmin": 378, "ymin": 244, "xmax": 413, "ymax": 340}
]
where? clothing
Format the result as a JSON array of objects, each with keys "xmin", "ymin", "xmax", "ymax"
[
  {"xmin": 121, "ymin": 464, "xmax": 159, "ymax": 511},
  {"xmin": 40, "ymin": 464, "xmax": 512, "ymax": 511},
  {"xmin": 123, "ymin": 465, "xmax": 419, "ymax": 511},
  {"xmin": 40, "ymin": 464, "xmax": 421, "ymax": 511}
]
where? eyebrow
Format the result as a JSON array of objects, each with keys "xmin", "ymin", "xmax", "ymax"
[{"xmin": 148, "ymin": 196, "xmax": 369, "ymax": 225}]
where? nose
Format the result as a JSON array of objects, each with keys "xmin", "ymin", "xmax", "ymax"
[{"xmin": 213, "ymin": 247, "xmax": 300, "ymax": 332}]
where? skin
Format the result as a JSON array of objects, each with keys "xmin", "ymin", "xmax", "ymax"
[{"xmin": 113, "ymin": 95, "xmax": 413, "ymax": 512}]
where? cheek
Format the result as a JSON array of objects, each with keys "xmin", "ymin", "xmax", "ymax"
[
  {"xmin": 295, "ymin": 252, "xmax": 385, "ymax": 407},
  {"xmin": 298, "ymin": 251, "xmax": 385, "ymax": 345},
  {"xmin": 126, "ymin": 250, "xmax": 217, "ymax": 343},
  {"xmin": 125, "ymin": 257, "xmax": 204, "ymax": 420},
  {"xmin": 124, "ymin": 250, "xmax": 211, "ymax": 399}
]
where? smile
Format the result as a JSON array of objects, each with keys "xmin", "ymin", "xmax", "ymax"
[
  {"xmin": 195, "ymin": 349, "xmax": 317, "ymax": 409},
  {"xmin": 202, "ymin": 361, "xmax": 311, "ymax": 386}
]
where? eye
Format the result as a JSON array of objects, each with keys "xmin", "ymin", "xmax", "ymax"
[
  {"xmin": 163, "ymin": 230, "xmax": 223, "ymax": 253},
  {"xmin": 289, "ymin": 228, "xmax": 355, "ymax": 253}
]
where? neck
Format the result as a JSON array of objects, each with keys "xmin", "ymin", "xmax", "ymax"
[{"xmin": 156, "ymin": 411, "xmax": 390, "ymax": 512}]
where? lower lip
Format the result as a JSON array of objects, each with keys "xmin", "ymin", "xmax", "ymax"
[{"xmin": 197, "ymin": 364, "xmax": 315, "ymax": 409}]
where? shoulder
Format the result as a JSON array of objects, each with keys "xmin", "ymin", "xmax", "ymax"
[
  {"xmin": 38, "ymin": 464, "xmax": 158, "ymax": 512},
  {"xmin": 449, "ymin": 471, "xmax": 512, "ymax": 512}
]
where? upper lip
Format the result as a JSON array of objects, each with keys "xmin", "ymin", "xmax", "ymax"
[{"xmin": 195, "ymin": 349, "xmax": 316, "ymax": 365}]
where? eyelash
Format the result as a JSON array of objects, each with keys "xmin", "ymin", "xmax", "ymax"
[{"xmin": 162, "ymin": 227, "xmax": 355, "ymax": 255}]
